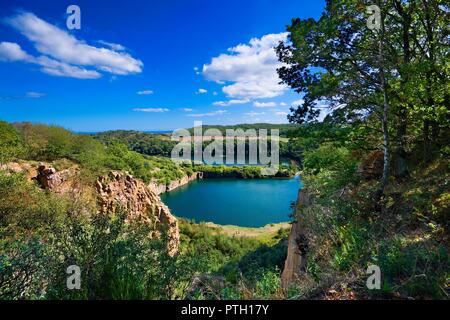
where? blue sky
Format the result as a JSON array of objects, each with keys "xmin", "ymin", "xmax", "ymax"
[{"xmin": 0, "ymin": 0, "xmax": 325, "ymax": 132}]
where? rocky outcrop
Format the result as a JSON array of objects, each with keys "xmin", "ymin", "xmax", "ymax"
[
  {"xmin": 96, "ymin": 171, "xmax": 180, "ymax": 256},
  {"xmin": 148, "ymin": 172, "xmax": 201, "ymax": 195},
  {"xmin": 167, "ymin": 172, "xmax": 200, "ymax": 192},
  {"xmin": 148, "ymin": 181, "xmax": 168, "ymax": 195},
  {"xmin": 35, "ymin": 164, "xmax": 80, "ymax": 195},
  {"xmin": 1, "ymin": 162, "xmax": 180, "ymax": 256},
  {"xmin": 0, "ymin": 161, "xmax": 38, "ymax": 180},
  {"xmin": 281, "ymin": 189, "xmax": 310, "ymax": 290}
]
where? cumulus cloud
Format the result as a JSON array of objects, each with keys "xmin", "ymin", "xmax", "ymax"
[
  {"xmin": 203, "ymin": 33, "xmax": 288, "ymax": 99},
  {"xmin": 197, "ymin": 88, "xmax": 207, "ymax": 94},
  {"xmin": 0, "ymin": 12, "xmax": 142, "ymax": 79},
  {"xmin": 253, "ymin": 101, "xmax": 277, "ymax": 108},
  {"xmin": 212, "ymin": 99, "xmax": 249, "ymax": 107},
  {"xmin": 137, "ymin": 89, "xmax": 154, "ymax": 95},
  {"xmin": 0, "ymin": 41, "xmax": 32, "ymax": 61},
  {"xmin": 187, "ymin": 110, "xmax": 227, "ymax": 117},
  {"xmin": 179, "ymin": 108, "xmax": 194, "ymax": 112},
  {"xmin": 274, "ymin": 111, "xmax": 288, "ymax": 116},
  {"xmin": 0, "ymin": 41, "xmax": 101, "ymax": 79},
  {"xmin": 133, "ymin": 108, "xmax": 169, "ymax": 113}
]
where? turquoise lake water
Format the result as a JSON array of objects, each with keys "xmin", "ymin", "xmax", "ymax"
[{"xmin": 160, "ymin": 176, "xmax": 301, "ymax": 227}]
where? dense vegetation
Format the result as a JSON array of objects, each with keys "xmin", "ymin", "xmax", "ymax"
[
  {"xmin": 275, "ymin": 0, "xmax": 449, "ymax": 299},
  {"xmin": 1, "ymin": 0, "xmax": 448, "ymax": 300},
  {"xmin": 195, "ymin": 164, "xmax": 295, "ymax": 179},
  {"xmin": 93, "ymin": 130, "xmax": 177, "ymax": 157},
  {"xmin": 187, "ymin": 123, "xmax": 300, "ymax": 137},
  {"xmin": 0, "ymin": 121, "xmax": 290, "ymax": 299},
  {"xmin": 2, "ymin": 122, "xmax": 190, "ymax": 185},
  {"xmin": 0, "ymin": 170, "xmax": 288, "ymax": 299},
  {"xmin": 92, "ymin": 129, "xmax": 298, "ymax": 166}
]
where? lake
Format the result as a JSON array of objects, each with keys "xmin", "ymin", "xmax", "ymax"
[{"xmin": 160, "ymin": 176, "xmax": 301, "ymax": 227}]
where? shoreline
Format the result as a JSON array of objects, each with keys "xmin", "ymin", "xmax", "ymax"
[{"xmin": 180, "ymin": 219, "xmax": 292, "ymax": 239}]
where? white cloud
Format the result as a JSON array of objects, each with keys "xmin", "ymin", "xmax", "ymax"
[
  {"xmin": 137, "ymin": 89, "xmax": 154, "ymax": 95},
  {"xmin": 133, "ymin": 108, "xmax": 169, "ymax": 113},
  {"xmin": 203, "ymin": 32, "xmax": 288, "ymax": 99},
  {"xmin": 253, "ymin": 101, "xmax": 277, "ymax": 108},
  {"xmin": 197, "ymin": 88, "xmax": 207, "ymax": 94},
  {"xmin": 213, "ymin": 99, "xmax": 249, "ymax": 107},
  {"xmin": 179, "ymin": 108, "xmax": 194, "ymax": 112},
  {"xmin": 274, "ymin": 111, "xmax": 288, "ymax": 116},
  {"xmin": 245, "ymin": 111, "xmax": 266, "ymax": 117},
  {"xmin": 279, "ymin": 102, "xmax": 287, "ymax": 106},
  {"xmin": 97, "ymin": 40, "xmax": 126, "ymax": 52},
  {"xmin": 0, "ymin": 41, "xmax": 32, "ymax": 61},
  {"xmin": 213, "ymin": 91, "xmax": 218, "ymax": 96},
  {"xmin": 26, "ymin": 91, "xmax": 46, "ymax": 98},
  {"xmin": 1, "ymin": 12, "xmax": 142, "ymax": 78},
  {"xmin": 0, "ymin": 42, "xmax": 101, "ymax": 79},
  {"xmin": 187, "ymin": 110, "xmax": 227, "ymax": 117}
]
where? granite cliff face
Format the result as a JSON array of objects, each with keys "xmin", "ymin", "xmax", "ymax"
[
  {"xmin": 148, "ymin": 172, "xmax": 201, "ymax": 195},
  {"xmin": 1, "ymin": 162, "xmax": 180, "ymax": 256},
  {"xmin": 281, "ymin": 189, "xmax": 310, "ymax": 290},
  {"xmin": 35, "ymin": 164, "xmax": 81, "ymax": 195},
  {"xmin": 96, "ymin": 171, "xmax": 179, "ymax": 256}
]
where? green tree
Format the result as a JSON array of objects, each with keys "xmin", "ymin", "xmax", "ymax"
[
  {"xmin": 276, "ymin": 0, "xmax": 449, "ymax": 195},
  {"xmin": 0, "ymin": 121, "xmax": 25, "ymax": 164}
]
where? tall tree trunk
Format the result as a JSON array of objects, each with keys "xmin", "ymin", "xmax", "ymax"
[
  {"xmin": 423, "ymin": 119, "xmax": 431, "ymax": 161},
  {"xmin": 422, "ymin": 0, "xmax": 437, "ymax": 161},
  {"xmin": 377, "ymin": 12, "xmax": 391, "ymax": 197},
  {"xmin": 379, "ymin": 84, "xmax": 391, "ymax": 196},
  {"xmin": 393, "ymin": 0, "xmax": 411, "ymax": 178}
]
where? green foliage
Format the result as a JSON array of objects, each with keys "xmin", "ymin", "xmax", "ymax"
[
  {"xmin": 178, "ymin": 220, "xmax": 288, "ymax": 299},
  {"xmin": 0, "ymin": 173, "xmax": 207, "ymax": 300},
  {"xmin": 302, "ymin": 143, "xmax": 358, "ymax": 197},
  {"xmin": 253, "ymin": 268, "xmax": 281, "ymax": 299},
  {"xmin": 7, "ymin": 123, "xmax": 193, "ymax": 185},
  {"xmin": 0, "ymin": 121, "xmax": 25, "ymax": 163},
  {"xmin": 195, "ymin": 165, "xmax": 264, "ymax": 179},
  {"xmin": 188, "ymin": 123, "xmax": 299, "ymax": 137},
  {"xmin": 93, "ymin": 130, "xmax": 177, "ymax": 157},
  {"xmin": 195, "ymin": 164, "xmax": 294, "ymax": 179},
  {"xmin": 375, "ymin": 237, "xmax": 449, "ymax": 299}
]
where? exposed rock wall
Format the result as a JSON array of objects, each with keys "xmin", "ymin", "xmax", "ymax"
[
  {"xmin": 36, "ymin": 164, "xmax": 80, "ymax": 195},
  {"xmin": 281, "ymin": 188, "xmax": 310, "ymax": 290},
  {"xmin": 149, "ymin": 172, "xmax": 201, "ymax": 195},
  {"xmin": 1, "ymin": 162, "xmax": 180, "ymax": 256},
  {"xmin": 96, "ymin": 171, "xmax": 180, "ymax": 256}
]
